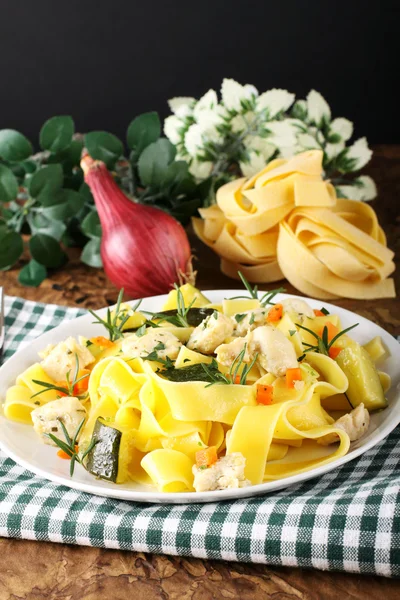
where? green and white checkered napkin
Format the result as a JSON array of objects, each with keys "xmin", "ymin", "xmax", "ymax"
[{"xmin": 0, "ymin": 296, "xmax": 399, "ymax": 577}]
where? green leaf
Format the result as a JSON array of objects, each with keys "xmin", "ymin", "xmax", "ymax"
[
  {"xmin": 162, "ymin": 160, "xmax": 189, "ymax": 187},
  {"xmin": 27, "ymin": 212, "xmax": 66, "ymax": 240},
  {"xmin": 29, "ymin": 164, "xmax": 64, "ymax": 204},
  {"xmin": 0, "ymin": 129, "xmax": 33, "ymax": 162},
  {"xmin": 81, "ymin": 238, "xmax": 102, "ymax": 268},
  {"xmin": 127, "ymin": 112, "xmax": 161, "ymax": 155},
  {"xmin": 29, "ymin": 233, "xmax": 67, "ymax": 268},
  {"xmin": 79, "ymin": 181, "xmax": 94, "ymax": 203},
  {"xmin": 39, "ymin": 116, "xmax": 75, "ymax": 153},
  {"xmin": 138, "ymin": 139, "xmax": 176, "ymax": 187},
  {"xmin": 81, "ymin": 210, "xmax": 102, "ymax": 238},
  {"xmin": 0, "ymin": 230, "xmax": 24, "ymax": 270},
  {"xmin": 41, "ymin": 189, "xmax": 86, "ymax": 220},
  {"xmin": 18, "ymin": 259, "xmax": 47, "ymax": 287},
  {"xmin": 0, "ymin": 164, "xmax": 18, "ymax": 203},
  {"xmin": 21, "ymin": 160, "xmax": 38, "ymax": 174},
  {"xmin": 84, "ymin": 132, "xmax": 123, "ymax": 168}
]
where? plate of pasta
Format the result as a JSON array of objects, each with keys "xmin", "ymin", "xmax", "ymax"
[{"xmin": 0, "ymin": 279, "xmax": 399, "ymax": 504}]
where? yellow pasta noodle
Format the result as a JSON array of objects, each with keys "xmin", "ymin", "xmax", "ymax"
[{"xmin": 193, "ymin": 150, "xmax": 395, "ymax": 299}]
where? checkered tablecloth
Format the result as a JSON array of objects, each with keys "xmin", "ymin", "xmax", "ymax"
[{"xmin": 0, "ymin": 295, "xmax": 399, "ymax": 577}]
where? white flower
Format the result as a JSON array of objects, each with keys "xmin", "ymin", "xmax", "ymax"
[
  {"xmin": 230, "ymin": 111, "xmax": 256, "ymax": 133},
  {"xmin": 240, "ymin": 151, "xmax": 267, "ymax": 177},
  {"xmin": 244, "ymin": 84, "xmax": 259, "ymax": 98},
  {"xmin": 196, "ymin": 108, "xmax": 224, "ymax": 132},
  {"xmin": 256, "ymin": 89, "xmax": 295, "ymax": 118},
  {"xmin": 163, "ymin": 115, "xmax": 184, "ymax": 145},
  {"xmin": 189, "ymin": 159, "xmax": 213, "ymax": 179},
  {"xmin": 336, "ymin": 176, "xmax": 376, "ymax": 201},
  {"xmin": 306, "ymin": 90, "xmax": 331, "ymax": 126},
  {"xmin": 184, "ymin": 124, "xmax": 204, "ymax": 157},
  {"xmin": 278, "ymin": 145, "xmax": 300, "ymax": 159},
  {"xmin": 346, "ymin": 137, "xmax": 372, "ymax": 170},
  {"xmin": 266, "ymin": 121, "xmax": 298, "ymax": 147},
  {"xmin": 168, "ymin": 97, "xmax": 195, "ymax": 117},
  {"xmin": 194, "ymin": 89, "xmax": 218, "ymax": 113},
  {"xmin": 330, "ymin": 118, "xmax": 353, "ymax": 142},
  {"xmin": 221, "ymin": 78, "xmax": 257, "ymax": 112},
  {"xmin": 325, "ymin": 141, "xmax": 345, "ymax": 160},
  {"xmin": 297, "ymin": 133, "xmax": 321, "ymax": 150},
  {"xmin": 243, "ymin": 135, "xmax": 275, "ymax": 160},
  {"xmin": 292, "ymin": 99, "xmax": 308, "ymax": 120},
  {"xmin": 356, "ymin": 175, "xmax": 377, "ymax": 200}
]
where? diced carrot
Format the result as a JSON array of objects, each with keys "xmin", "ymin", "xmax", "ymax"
[
  {"xmin": 286, "ymin": 367, "xmax": 302, "ymax": 388},
  {"xmin": 55, "ymin": 384, "xmax": 68, "ymax": 397},
  {"xmin": 90, "ymin": 336, "xmax": 115, "ymax": 348},
  {"xmin": 319, "ymin": 322, "xmax": 339, "ymax": 344},
  {"xmin": 313, "ymin": 309, "xmax": 325, "ymax": 317},
  {"xmin": 57, "ymin": 445, "xmax": 78, "ymax": 460},
  {"xmin": 328, "ymin": 347, "xmax": 342, "ymax": 360},
  {"xmin": 256, "ymin": 384, "xmax": 273, "ymax": 405},
  {"xmin": 195, "ymin": 446, "xmax": 218, "ymax": 468},
  {"xmin": 73, "ymin": 369, "xmax": 91, "ymax": 395},
  {"xmin": 267, "ymin": 303, "xmax": 283, "ymax": 323},
  {"xmin": 233, "ymin": 375, "xmax": 241, "ymax": 384}
]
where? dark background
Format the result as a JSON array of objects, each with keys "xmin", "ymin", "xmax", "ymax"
[{"xmin": 0, "ymin": 0, "xmax": 397, "ymax": 146}]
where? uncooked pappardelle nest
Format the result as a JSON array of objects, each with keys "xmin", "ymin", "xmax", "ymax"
[
  {"xmin": 193, "ymin": 150, "xmax": 395, "ymax": 300},
  {"xmin": 2, "ymin": 281, "xmax": 391, "ymax": 493}
]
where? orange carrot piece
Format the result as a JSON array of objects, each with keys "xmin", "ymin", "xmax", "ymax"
[
  {"xmin": 313, "ymin": 309, "xmax": 325, "ymax": 317},
  {"xmin": 73, "ymin": 369, "xmax": 91, "ymax": 395},
  {"xmin": 57, "ymin": 445, "xmax": 78, "ymax": 460},
  {"xmin": 256, "ymin": 384, "xmax": 273, "ymax": 405},
  {"xmin": 233, "ymin": 375, "xmax": 241, "ymax": 384},
  {"xmin": 267, "ymin": 303, "xmax": 283, "ymax": 323},
  {"xmin": 319, "ymin": 322, "xmax": 339, "ymax": 344},
  {"xmin": 328, "ymin": 347, "xmax": 342, "ymax": 360},
  {"xmin": 55, "ymin": 383, "xmax": 68, "ymax": 397},
  {"xmin": 195, "ymin": 446, "xmax": 218, "ymax": 468},
  {"xmin": 90, "ymin": 336, "xmax": 115, "ymax": 348},
  {"xmin": 286, "ymin": 367, "xmax": 302, "ymax": 388}
]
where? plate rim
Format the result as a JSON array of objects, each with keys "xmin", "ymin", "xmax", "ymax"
[{"xmin": 1, "ymin": 289, "xmax": 399, "ymax": 504}]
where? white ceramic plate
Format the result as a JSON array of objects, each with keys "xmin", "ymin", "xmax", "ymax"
[{"xmin": 0, "ymin": 291, "xmax": 399, "ymax": 504}]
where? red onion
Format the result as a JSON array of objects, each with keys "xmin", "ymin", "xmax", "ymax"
[{"xmin": 81, "ymin": 155, "xmax": 193, "ymax": 298}]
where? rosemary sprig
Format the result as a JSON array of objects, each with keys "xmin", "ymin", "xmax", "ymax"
[
  {"xmin": 201, "ymin": 344, "xmax": 259, "ymax": 387},
  {"xmin": 31, "ymin": 353, "xmax": 90, "ymax": 400},
  {"xmin": 143, "ymin": 285, "xmax": 196, "ymax": 327},
  {"xmin": 88, "ymin": 289, "xmax": 142, "ymax": 342},
  {"xmin": 295, "ymin": 322, "xmax": 359, "ymax": 358},
  {"xmin": 229, "ymin": 271, "xmax": 285, "ymax": 307},
  {"xmin": 140, "ymin": 350, "xmax": 175, "ymax": 370},
  {"xmin": 47, "ymin": 418, "xmax": 98, "ymax": 477}
]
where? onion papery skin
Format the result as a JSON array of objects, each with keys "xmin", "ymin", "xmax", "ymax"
[{"xmin": 81, "ymin": 156, "xmax": 192, "ymax": 298}]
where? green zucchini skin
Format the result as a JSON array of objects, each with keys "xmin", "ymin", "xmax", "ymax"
[
  {"xmin": 158, "ymin": 308, "xmax": 214, "ymax": 327},
  {"xmin": 85, "ymin": 418, "xmax": 121, "ymax": 482},
  {"xmin": 159, "ymin": 362, "xmax": 216, "ymax": 382}
]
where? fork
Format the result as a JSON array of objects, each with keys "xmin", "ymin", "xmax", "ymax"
[{"xmin": 0, "ymin": 287, "xmax": 4, "ymax": 361}]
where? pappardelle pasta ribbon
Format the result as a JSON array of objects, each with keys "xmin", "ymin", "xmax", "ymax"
[{"xmin": 192, "ymin": 150, "xmax": 395, "ymax": 299}]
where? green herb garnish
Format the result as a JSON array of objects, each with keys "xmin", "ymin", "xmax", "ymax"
[
  {"xmin": 143, "ymin": 285, "xmax": 196, "ymax": 328},
  {"xmin": 88, "ymin": 289, "xmax": 142, "ymax": 342},
  {"xmin": 295, "ymin": 323, "xmax": 359, "ymax": 357},
  {"xmin": 229, "ymin": 271, "xmax": 285, "ymax": 307},
  {"xmin": 234, "ymin": 313, "xmax": 246, "ymax": 323},
  {"xmin": 31, "ymin": 353, "xmax": 89, "ymax": 400},
  {"xmin": 201, "ymin": 345, "xmax": 258, "ymax": 387},
  {"xmin": 47, "ymin": 418, "xmax": 97, "ymax": 477}
]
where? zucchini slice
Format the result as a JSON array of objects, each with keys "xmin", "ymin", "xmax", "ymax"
[{"xmin": 85, "ymin": 418, "xmax": 121, "ymax": 482}]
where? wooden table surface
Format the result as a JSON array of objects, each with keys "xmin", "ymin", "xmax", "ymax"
[{"xmin": 0, "ymin": 145, "xmax": 399, "ymax": 599}]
